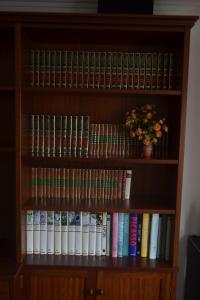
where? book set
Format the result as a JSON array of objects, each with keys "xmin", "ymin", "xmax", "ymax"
[
  {"xmin": 31, "ymin": 167, "xmax": 132, "ymax": 203},
  {"xmin": 26, "ymin": 49, "xmax": 176, "ymax": 90},
  {"xmin": 26, "ymin": 114, "xmax": 169, "ymax": 159},
  {"xmin": 26, "ymin": 210, "xmax": 173, "ymax": 261}
]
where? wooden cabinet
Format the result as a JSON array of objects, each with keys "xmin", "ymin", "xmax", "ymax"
[
  {"xmin": 22, "ymin": 268, "xmax": 172, "ymax": 300},
  {"xmin": 0, "ymin": 12, "xmax": 198, "ymax": 300},
  {"xmin": 23, "ymin": 268, "xmax": 95, "ymax": 300},
  {"xmin": 97, "ymin": 271, "xmax": 172, "ymax": 300},
  {"xmin": 0, "ymin": 280, "xmax": 10, "ymax": 300}
]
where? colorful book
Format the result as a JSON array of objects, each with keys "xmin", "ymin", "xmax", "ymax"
[
  {"xmin": 141, "ymin": 213, "xmax": 150, "ymax": 258},
  {"xmin": 122, "ymin": 213, "xmax": 130, "ymax": 256},
  {"xmin": 117, "ymin": 213, "xmax": 124, "ymax": 257},
  {"xmin": 149, "ymin": 213, "xmax": 159, "ymax": 259},
  {"xmin": 112, "ymin": 212, "xmax": 118, "ymax": 258},
  {"xmin": 129, "ymin": 213, "xmax": 138, "ymax": 256}
]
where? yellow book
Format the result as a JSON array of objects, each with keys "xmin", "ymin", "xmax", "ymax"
[{"xmin": 141, "ymin": 213, "xmax": 150, "ymax": 257}]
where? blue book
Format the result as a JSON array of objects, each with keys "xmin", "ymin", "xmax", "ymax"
[
  {"xmin": 129, "ymin": 213, "xmax": 138, "ymax": 256},
  {"xmin": 136, "ymin": 213, "xmax": 142, "ymax": 256},
  {"xmin": 122, "ymin": 213, "xmax": 130, "ymax": 256},
  {"xmin": 117, "ymin": 213, "xmax": 124, "ymax": 257}
]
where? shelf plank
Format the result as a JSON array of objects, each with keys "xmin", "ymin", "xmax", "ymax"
[
  {"xmin": 24, "ymin": 254, "xmax": 174, "ymax": 271},
  {"xmin": 22, "ymin": 197, "xmax": 175, "ymax": 214},
  {"xmin": 22, "ymin": 156, "xmax": 179, "ymax": 168},
  {"xmin": 23, "ymin": 87, "xmax": 182, "ymax": 96}
]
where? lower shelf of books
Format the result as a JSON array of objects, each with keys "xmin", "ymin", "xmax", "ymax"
[
  {"xmin": 24, "ymin": 254, "xmax": 172, "ymax": 270},
  {"xmin": 25, "ymin": 210, "xmax": 174, "ymax": 261}
]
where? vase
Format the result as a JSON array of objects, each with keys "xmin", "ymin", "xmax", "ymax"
[{"xmin": 143, "ymin": 143, "xmax": 153, "ymax": 158}]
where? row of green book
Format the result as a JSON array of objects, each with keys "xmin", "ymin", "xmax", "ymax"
[
  {"xmin": 27, "ymin": 114, "xmax": 169, "ymax": 159},
  {"xmin": 26, "ymin": 210, "xmax": 173, "ymax": 261},
  {"xmin": 31, "ymin": 168, "xmax": 132, "ymax": 202},
  {"xmin": 26, "ymin": 49, "xmax": 176, "ymax": 90}
]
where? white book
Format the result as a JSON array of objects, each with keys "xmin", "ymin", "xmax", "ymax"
[
  {"xmin": 89, "ymin": 213, "xmax": 96, "ymax": 256},
  {"xmin": 68, "ymin": 211, "xmax": 76, "ymax": 255},
  {"xmin": 61, "ymin": 211, "xmax": 68, "ymax": 255},
  {"xmin": 54, "ymin": 211, "xmax": 61, "ymax": 255},
  {"xmin": 40, "ymin": 211, "xmax": 47, "ymax": 254},
  {"xmin": 33, "ymin": 211, "xmax": 40, "ymax": 254},
  {"xmin": 75, "ymin": 211, "xmax": 82, "ymax": 255},
  {"xmin": 124, "ymin": 170, "xmax": 132, "ymax": 200},
  {"xmin": 47, "ymin": 211, "xmax": 54, "ymax": 255},
  {"xmin": 96, "ymin": 213, "xmax": 103, "ymax": 256},
  {"xmin": 26, "ymin": 210, "xmax": 33, "ymax": 254},
  {"xmin": 82, "ymin": 212, "xmax": 90, "ymax": 256},
  {"xmin": 149, "ymin": 213, "xmax": 159, "ymax": 259},
  {"xmin": 101, "ymin": 212, "xmax": 107, "ymax": 255},
  {"xmin": 106, "ymin": 213, "xmax": 111, "ymax": 256}
]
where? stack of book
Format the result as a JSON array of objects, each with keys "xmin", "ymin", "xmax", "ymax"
[
  {"xmin": 26, "ymin": 114, "xmax": 168, "ymax": 159},
  {"xmin": 26, "ymin": 211, "xmax": 173, "ymax": 261},
  {"xmin": 31, "ymin": 168, "xmax": 132, "ymax": 202},
  {"xmin": 26, "ymin": 49, "xmax": 176, "ymax": 90}
]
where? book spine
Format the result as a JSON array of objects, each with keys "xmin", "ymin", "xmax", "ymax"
[
  {"xmin": 61, "ymin": 211, "xmax": 68, "ymax": 255},
  {"xmin": 68, "ymin": 211, "xmax": 76, "ymax": 255},
  {"xmin": 141, "ymin": 213, "xmax": 150, "ymax": 258},
  {"xmin": 40, "ymin": 210, "xmax": 47, "ymax": 254},
  {"xmin": 54, "ymin": 211, "xmax": 61, "ymax": 255},
  {"xmin": 122, "ymin": 213, "xmax": 130, "ymax": 256},
  {"xmin": 112, "ymin": 212, "xmax": 118, "ymax": 258},
  {"xmin": 89, "ymin": 213, "xmax": 96, "ymax": 256},
  {"xmin": 82, "ymin": 212, "xmax": 90, "ymax": 256},
  {"xmin": 129, "ymin": 213, "xmax": 138, "ymax": 256},
  {"xmin": 26, "ymin": 210, "xmax": 33, "ymax": 254},
  {"xmin": 106, "ymin": 213, "xmax": 111, "ymax": 256},
  {"xmin": 96, "ymin": 212, "xmax": 103, "ymax": 256},
  {"xmin": 33, "ymin": 210, "xmax": 40, "ymax": 254},
  {"xmin": 149, "ymin": 213, "xmax": 159, "ymax": 259},
  {"xmin": 101, "ymin": 212, "xmax": 107, "ymax": 255},
  {"xmin": 123, "ymin": 170, "xmax": 132, "ymax": 200},
  {"xmin": 75, "ymin": 211, "xmax": 82, "ymax": 255},
  {"xmin": 47, "ymin": 211, "xmax": 54, "ymax": 254},
  {"xmin": 117, "ymin": 212, "xmax": 124, "ymax": 257}
]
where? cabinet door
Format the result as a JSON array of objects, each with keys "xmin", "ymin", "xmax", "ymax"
[
  {"xmin": 24, "ymin": 269, "xmax": 95, "ymax": 300},
  {"xmin": 97, "ymin": 271, "xmax": 172, "ymax": 300},
  {"xmin": 0, "ymin": 280, "xmax": 10, "ymax": 300}
]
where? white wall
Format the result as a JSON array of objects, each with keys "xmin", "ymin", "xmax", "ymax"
[{"xmin": 0, "ymin": 1, "xmax": 199, "ymax": 300}]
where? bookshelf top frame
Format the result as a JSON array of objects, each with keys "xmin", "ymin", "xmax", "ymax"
[{"xmin": 0, "ymin": 12, "xmax": 198, "ymax": 31}]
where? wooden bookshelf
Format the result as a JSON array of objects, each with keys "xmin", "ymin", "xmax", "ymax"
[{"xmin": 0, "ymin": 12, "xmax": 198, "ymax": 300}]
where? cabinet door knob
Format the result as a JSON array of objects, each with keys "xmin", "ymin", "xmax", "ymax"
[
  {"xmin": 96, "ymin": 289, "xmax": 104, "ymax": 295},
  {"xmin": 86, "ymin": 288, "xmax": 95, "ymax": 295}
]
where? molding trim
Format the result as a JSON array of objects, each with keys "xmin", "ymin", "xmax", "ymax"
[{"xmin": 0, "ymin": 1, "xmax": 97, "ymax": 12}]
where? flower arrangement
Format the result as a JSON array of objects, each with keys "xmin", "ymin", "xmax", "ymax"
[{"xmin": 125, "ymin": 104, "xmax": 168, "ymax": 146}]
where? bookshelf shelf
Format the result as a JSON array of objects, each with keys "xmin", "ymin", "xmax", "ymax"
[
  {"xmin": 22, "ymin": 156, "xmax": 179, "ymax": 168},
  {"xmin": 23, "ymin": 87, "xmax": 182, "ymax": 96},
  {"xmin": 22, "ymin": 197, "xmax": 176, "ymax": 215},
  {"xmin": 24, "ymin": 254, "xmax": 173, "ymax": 270}
]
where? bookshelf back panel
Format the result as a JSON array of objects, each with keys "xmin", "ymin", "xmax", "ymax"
[
  {"xmin": 0, "ymin": 93, "xmax": 15, "ymax": 148},
  {"xmin": 0, "ymin": 28, "xmax": 15, "ymax": 87},
  {"xmin": 22, "ymin": 94, "xmax": 181, "ymax": 159},
  {"xmin": 21, "ymin": 163, "xmax": 177, "ymax": 211}
]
